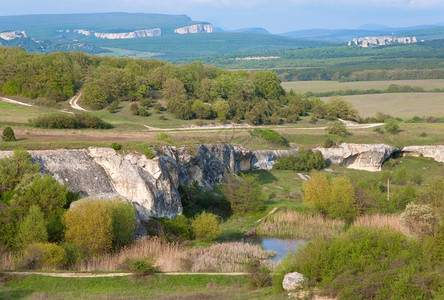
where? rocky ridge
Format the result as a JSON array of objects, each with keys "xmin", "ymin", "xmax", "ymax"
[{"xmin": 174, "ymin": 24, "xmax": 213, "ymax": 34}]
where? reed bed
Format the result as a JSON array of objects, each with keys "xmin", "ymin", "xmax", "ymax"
[
  {"xmin": 354, "ymin": 214, "xmax": 411, "ymax": 236},
  {"xmin": 257, "ymin": 209, "xmax": 345, "ymax": 240},
  {"xmin": 79, "ymin": 237, "xmax": 186, "ymax": 272},
  {"xmin": 0, "ymin": 251, "xmax": 15, "ymax": 270},
  {"xmin": 188, "ymin": 242, "xmax": 277, "ymax": 273}
]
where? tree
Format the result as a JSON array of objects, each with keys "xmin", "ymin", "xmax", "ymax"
[
  {"xmin": 384, "ymin": 118, "xmax": 399, "ymax": 134},
  {"xmin": 162, "ymin": 78, "xmax": 186, "ymax": 100},
  {"xmin": 110, "ymin": 200, "xmax": 137, "ymax": 250},
  {"xmin": 0, "ymin": 149, "xmax": 39, "ymax": 194},
  {"xmin": 302, "ymin": 171, "xmax": 329, "ymax": 212},
  {"xmin": 327, "ymin": 177, "xmax": 359, "ymax": 222},
  {"xmin": 326, "ymin": 121, "xmax": 348, "ymax": 137},
  {"xmin": 220, "ymin": 174, "xmax": 265, "ymax": 214},
  {"xmin": 191, "ymin": 100, "xmax": 211, "ymax": 119},
  {"xmin": 253, "ymin": 70, "xmax": 284, "ymax": 100},
  {"xmin": 213, "ymin": 99, "xmax": 231, "ymax": 121},
  {"xmin": 2, "ymin": 127, "xmax": 16, "ymax": 142},
  {"xmin": 16, "ymin": 205, "xmax": 48, "ymax": 248},
  {"xmin": 191, "ymin": 211, "xmax": 220, "ymax": 242},
  {"xmin": 63, "ymin": 199, "xmax": 113, "ymax": 256}
]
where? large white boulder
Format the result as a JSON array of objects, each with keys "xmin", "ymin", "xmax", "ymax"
[{"xmin": 283, "ymin": 272, "xmax": 305, "ymax": 291}]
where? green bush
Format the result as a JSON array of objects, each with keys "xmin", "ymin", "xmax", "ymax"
[
  {"xmin": 60, "ymin": 242, "xmax": 83, "ymax": 268},
  {"xmin": 0, "ymin": 149, "xmax": 39, "ymax": 194},
  {"xmin": 274, "ymin": 227, "xmax": 443, "ymax": 299},
  {"xmin": 220, "ymin": 174, "xmax": 265, "ymax": 214},
  {"xmin": 107, "ymin": 101, "xmax": 119, "ymax": 113},
  {"xmin": 274, "ymin": 150, "xmax": 326, "ymax": 172},
  {"xmin": 111, "ymin": 142, "xmax": 122, "ymax": 151},
  {"xmin": 401, "ymin": 203, "xmax": 439, "ymax": 239},
  {"xmin": 144, "ymin": 148, "xmax": 155, "ymax": 159},
  {"xmin": 2, "ymin": 127, "xmax": 16, "ymax": 142},
  {"xmin": 253, "ymin": 128, "xmax": 288, "ymax": 145},
  {"xmin": 384, "ymin": 118, "xmax": 400, "ymax": 134},
  {"xmin": 30, "ymin": 113, "xmax": 111, "ymax": 129},
  {"xmin": 16, "ymin": 205, "xmax": 48, "ymax": 249},
  {"xmin": 326, "ymin": 121, "xmax": 348, "ymax": 137},
  {"xmin": 122, "ymin": 256, "xmax": 159, "ymax": 276},
  {"xmin": 155, "ymin": 215, "xmax": 193, "ymax": 241},
  {"xmin": 130, "ymin": 103, "xmax": 139, "ymax": 115},
  {"xmin": 19, "ymin": 242, "xmax": 67, "ymax": 270},
  {"xmin": 191, "ymin": 212, "xmax": 220, "ymax": 242},
  {"xmin": 156, "ymin": 133, "xmax": 173, "ymax": 144},
  {"xmin": 244, "ymin": 258, "xmax": 271, "ymax": 288}
]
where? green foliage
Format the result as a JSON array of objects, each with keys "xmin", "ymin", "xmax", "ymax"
[
  {"xmin": 191, "ymin": 100, "xmax": 212, "ymax": 119},
  {"xmin": 111, "ymin": 142, "xmax": 122, "ymax": 151},
  {"xmin": 59, "ymin": 242, "xmax": 83, "ymax": 268},
  {"xmin": 253, "ymin": 128, "xmax": 288, "ymax": 145},
  {"xmin": 110, "ymin": 201, "xmax": 137, "ymax": 249},
  {"xmin": 303, "ymin": 172, "xmax": 358, "ymax": 222},
  {"xmin": 30, "ymin": 113, "xmax": 112, "ymax": 129},
  {"xmin": 130, "ymin": 103, "xmax": 139, "ymax": 115},
  {"xmin": 16, "ymin": 205, "xmax": 48, "ymax": 249},
  {"xmin": 144, "ymin": 148, "xmax": 155, "ymax": 159},
  {"xmin": 122, "ymin": 256, "xmax": 159, "ymax": 276},
  {"xmin": 19, "ymin": 242, "xmax": 67, "ymax": 270},
  {"xmin": 325, "ymin": 96, "xmax": 360, "ymax": 121},
  {"xmin": 417, "ymin": 177, "xmax": 444, "ymax": 214},
  {"xmin": 401, "ymin": 203, "xmax": 439, "ymax": 239},
  {"xmin": 213, "ymin": 99, "xmax": 231, "ymax": 121},
  {"xmin": 107, "ymin": 101, "xmax": 119, "ymax": 113},
  {"xmin": 156, "ymin": 132, "xmax": 173, "ymax": 144},
  {"xmin": 63, "ymin": 198, "xmax": 136, "ymax": 256},
  {"xmin": 384, "ymin": 118, "xmax": 400, "ymax": 134},
  {"xmin": 244, "ymin": 259, "xmax": 271, "ymax": 288},
  {"xmin": 326, "ymin": 121, "xmax": 348, "ymax": 137},
  {"xmin": 275, "ymin": 227, "xmax": 443, "ymax": 299},
  {"xmin": 221, "ymin": 174, "xmax": 265, "ymax": 215},
  {"xmin": 155, "ymin": 214, "xmax": 193, "ymax": 241},
  {"xmin": 0, "ymin": 149, "xmax": 39, "ymax": 194},
  {"xmin": 13, "ymin": 174, "xmax": 68, "ymax": 242},
  {"xmin": 253, "ymin": 70, "xmax": 284, "ymax": 100},
  {"xmin": 274, "ymin": 150, "xmax": 325, "ymax": 172},
  {"xmin": 392, "ymin": 165, "xmax": 408, "ymax": 184},
  {"xmin": 191, "ymin": 211, "xmax": 221, "ymax": 242},
  {"xmin": 2, "ymin": 127, "xmax": 16, "ymax": 142}
]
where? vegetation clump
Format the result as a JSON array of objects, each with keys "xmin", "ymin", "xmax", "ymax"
[
  {"xmin": 274, "ymin": 150, "xmax": 325, "ymax": 172},
  {"xmin": 122, "ymin": 256, "xmax": 159, "ymax": 276},
  {"xmin": 253, "ymin": 128, "xmax": 288, "ymax": 145},
  {"xmin": 191, "ymin": 211, "xmax": 220, "ymax": 242},
  {"xmin": 2, "ymin": 127, "xmax": 16, "ymax": 142},
  {"xmin": 220, "ymin": 174, "xmax": 265, "ymax": 214},
  {"xmin": 30, "ymin": 113, "xmax": 112, "ymax": 129}
]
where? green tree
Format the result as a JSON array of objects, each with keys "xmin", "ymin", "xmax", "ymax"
[
  {"xmin": 81, "ymin": 84, "xmax": 108, "ymax": 110},
  {"xmin": 2, "ymin": 127, "xmax": 16, "ymax": 142},
  {"xmin": 302, "ymin": 171, "xmax": 329, "ymax": 212},
  {"xmin": 163, "ymin": 78, "xmax": 186, "ymax": 100},
  {"xmin": 16, "ymin": 205, "xmax": 48, "ymax": 248},
  {"xmin": 326, "ymin": 121, "xmax": 348, "ymax": 137},
  {"xmin": 191, "ymin": 100, "xmax": 211, "ymax": 119},
  {"xmin": 327, "ymin": 176, "xmax": 359, "ymax": 222},
  {"xmin": 0, "ymin": 149, "xmax": 39, "ymax": 194},
  {"xmin": 253, "ymin": 70, "xmax": 284, "ymax": 100},
  {"xmin": 384, "ymin": 118, "xmax": 400, "ymax": 134},
  {"xmin": 213, "ymin": 99, "xmax": 231, "ymax": 121},
  {"xmin": 191, "ymin": 211, "xmax": 220, "ymax": 242},
  {"xmin": 110, "ymin": 200, "xmax": 137, "ymax": 250},
  {"xmin": 221, "ymin": 174, "xmax": 265, "ymax": 214}
]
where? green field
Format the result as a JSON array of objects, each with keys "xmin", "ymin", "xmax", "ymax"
[
  {"xmin": 326, "ymin": 92, "xmax": 444, "ymax": 118},
  {"xmin": 282, "ymin": 79, "xmax": 444, "ymax": 94}
]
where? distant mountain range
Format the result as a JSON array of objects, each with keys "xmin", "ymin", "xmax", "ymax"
[
  {"xmin": 280, "ymin": 24, "xmax": 444, "ymax": 42},
  {"xmin": 0, "ymin": 13, "xmax": 443, "ymax": 59}
]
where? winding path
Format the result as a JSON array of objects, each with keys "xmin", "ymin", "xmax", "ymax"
[
  {"xmin": 0, "ymin": 97, "xmax": 34, "ymax": 107},
  {"xmin": 68, "ymin": 92, "xmax": 88, "ymax": 112}
]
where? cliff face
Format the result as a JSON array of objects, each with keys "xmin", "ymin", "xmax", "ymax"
[
  {"xmin": 402, "ymin": 145, "xmax": 444, "ymax": 163},
  {"xmin": 74, "ymin": 28, "xmax": 161, "ymax": 39},
  {"xmin": 315, "ymin": 143, "xmax": 399, "ymax": 171},
  {"xmin": 174, "ymin": 24, "xmax": 213, "ymax": 34}
]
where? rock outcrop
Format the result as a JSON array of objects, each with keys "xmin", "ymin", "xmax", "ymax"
[
  {"xmin": 402, "ymin": 145, "xmax": 444, "ymax": 163},
  {"xmin": 283, "ymin": 272, "xmax": 305, "ymax": 291},
  {"xmin": 252, "ymin": 149, "xmax": 299, "ymax": 170},
  {"xmin": 174, "ymin": 24, "xmax": 213, "ymax": 34},
  {"xmin": 74, "ymin": 28, "xmax": 161, "ymax": 39},
  {"xmin": 315, "ymin": 143, "xmax": 398, "ymax": 171},
  {"xmin": 0, "ymin": 30, "xmax": 27, "ymax": 40}
]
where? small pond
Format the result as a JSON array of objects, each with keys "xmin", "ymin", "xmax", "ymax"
[{"xmin": 245, "ymin": 236, "xmax": 306, "ymax": 261}]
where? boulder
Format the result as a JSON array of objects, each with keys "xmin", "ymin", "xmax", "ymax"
[
  {"xmin": 283, "ymin": 272, "xmax": 305, "ymax": 291},
  {"xmin": 315, "ymin": 143, "xmax": 398, "ymax": 171},
  {"xmin": 252, "ymin": 149, "xmax": 299, "ymax": 170}
]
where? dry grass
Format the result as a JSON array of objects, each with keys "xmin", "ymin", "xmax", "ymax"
[
  {"xmin": 354, "ymin": 214, "xmax": 412, "ymax": 236},
  {"xmin": 0, "ymin": 251, "xmax": 15, "ymax": 270},
  {"xmin": 80, "ymin": 237, "xmax": 186, "ymax": 272},
  {"xmin": 187, "ymin": 242, "xmax": 277, "ymax": 273},
  {"xmin": 79, "ymin": 237, "xmax": 276, "ymax": 273},
  {"xmin": 257, "ymin": 209, "xmax": 345, "ymax": 240}
]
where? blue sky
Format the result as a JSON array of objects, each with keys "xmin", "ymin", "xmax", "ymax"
[{"xmin": 2, "ymin": 0, "xmax": 444, "ymax": 33}]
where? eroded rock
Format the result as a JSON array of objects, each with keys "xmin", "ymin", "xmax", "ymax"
[
  {"xmin": 402, "ymin": 145, "xmax": 444, "ymax": 163},
  {"xmin": 283, "ymin": 272, "xmax": 305, "ymax": 291}
]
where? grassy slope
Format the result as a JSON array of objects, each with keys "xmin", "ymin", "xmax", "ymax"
[
  {"xmin": 282, "ymin": 79, "xmax": 444, "ymax": 94},
  {"xmin": 0, "ymin": 274, "xmax": 280, "ymax": 300}
]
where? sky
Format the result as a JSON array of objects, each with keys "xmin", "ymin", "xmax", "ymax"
[{"xmin": 2, "ymin": 0, "xmax": 444, "ymax": 33}]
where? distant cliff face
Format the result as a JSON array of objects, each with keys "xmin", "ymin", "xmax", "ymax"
[
  {"xmin": 0, "ymin": 30, "xmax": 27, "ymax": 40},
  {"xmin": 174, "ymin": 24, "xmax": 213, "ymax": 34},
  {"xmin": 74, "ymin": 28, "xmax": 162, "ymax": 39}
]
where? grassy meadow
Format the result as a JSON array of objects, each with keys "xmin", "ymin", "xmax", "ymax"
[{"xmin": 282, "ymin": 79, "xmax": 444, "ymax": 94}]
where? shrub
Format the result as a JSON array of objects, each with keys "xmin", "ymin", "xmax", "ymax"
[
  {"xmin": 384, "ymin": 118, "xmax": 400, "ymax": 134},
  {"xmin": 323, "ymin": 136, "xmax": 333, "ymax": 148},
  {"xmin": 110, "ymin": 201, "xmax": 137, "ymax": 249},
  {"xmin": 326, "ymin": 121, "xmax": 348, "ymax": 136},
  {"xmin": 2, "ymin": 127, "xmax": 16, "ymax": 142},
  {"xmin": 122, "ymin": 256, "xmax": 159, "ymax": 276},
  {"xmin": 392, "ymin": 165, "xmax": 408, "ymax": 184},
  {"xmin": 30, "ymin": 113, "xmax": 111, "ymax": 129},
  {"xmin": 0, "ymin": 149, "xmax": 39, "ymax": 193},
  {"xmin": 401, "ymin": 203, "xmax": 439, "ymax": 239},
  {"xmin": 60, "ymin": 242, "xmax": 83, "ymax": 268},
  {"xmin": 274, "ymin": 150, "xmax": 325, "ymax": 172},
  {"xmin": 253, "ymin": 128, "xmax": 288, "ymax": 145},
  {"xmin": 144, "ymin": 148, "xmax": 155, "ymax": 159},
  {"xmin": 274, "ymin": 227, "xmax": 442, "ymax": 299},
  {"xmin": 373, "ymin": 126, "xmax": 384, "ymax": 134},
  {"xmin": 16, "ymin": 205, "xmax": 48, "ymax": 249},
  {"xmin": 153, "ymin": 102, "xmax": 163, "ymax": 112},
  {"xmin": 107, "ymin": 101, "xmax": 119, "ymax": 113},
  {"xmin": 220, "ymin": 174, "xmax": 265, "ymax": 214},
  {"xmin": 130, "ymin": 103, "xmax": 139, "ymax": 115},
  {"xmin": 156, "ymin": 133, "xmax": 173, "ymax": 144},
  {"xmin": 155, "ymin": 215, "xmax": 193, "ymax": 241},
  {"xmin": 20, "ymin": 242, "xmax": 67, "ymax": 270},
  {"xmin": 244, "ymin": 258, "xmax": 271, "ymax": 287},
  {"xmin": 191, "ymin": 212, "xmax": 220, "ymax": 242},
  {"xmin": 111, "ymin": 142, "xmax": 122, "ymax": 151}
]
